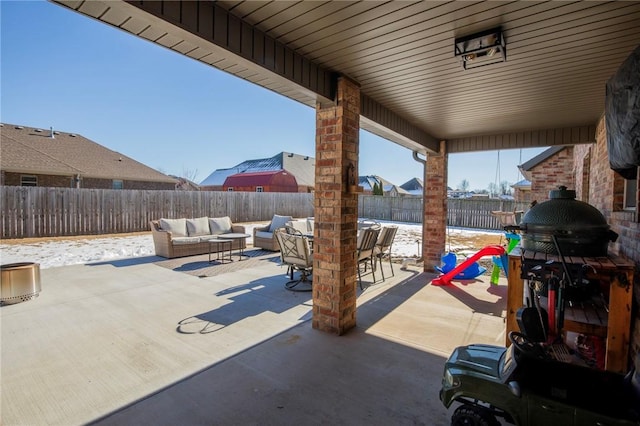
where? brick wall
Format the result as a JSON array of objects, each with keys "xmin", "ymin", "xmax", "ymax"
[
  {"xmin": 3, "ymin": 172, "xmax": 74, "ymax": 187},
  {"xmin": 82, "ymin": 178, "xmax": 175, "ymax": 190},
  {"xmin": 2, "ymin": 173, "xmax": 175, "ymax": 190},
  {"xmin": 513, "ymin": 188, "xmax": 532, "ymax": 203},
  {"xmin": 529, "ymin": 146, "xmax": 575, "ymax": 203},
  {"xmin": 580, "ymin": 115, "xmax": 640, "ymax": 363},
  {"xmin": 573, "ymin": 144, "xmax": 591, "ymax": 202}
]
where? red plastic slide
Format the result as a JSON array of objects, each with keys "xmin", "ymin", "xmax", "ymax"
[{"xmin": 431, "ymin": 245, "xmax": 506, "ymax": 286}]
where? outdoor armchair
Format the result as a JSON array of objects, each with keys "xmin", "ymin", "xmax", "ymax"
[
  {"xmin": 253, "ymin": 214, "xmax": 293, "ymax": 251},
  {"xmin": 274, "ymin": 228, "xmax": 313, "ymax": 292}
]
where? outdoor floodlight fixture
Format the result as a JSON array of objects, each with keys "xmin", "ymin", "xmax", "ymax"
[{"xmin": 454, "ymin": 27, "xmax": 506, "ymax": 70}]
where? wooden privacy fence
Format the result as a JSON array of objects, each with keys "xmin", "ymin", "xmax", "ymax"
[
  {"xmin": 358, "ymin": 195, "xmax": 424, "ymax": 223},
  {"xmin": 1, "ymin": 187, "xmax": 529, "ymax": 239},
  {"xmin": 1, "ymin": 187, "xmax": 314, "ymax": 239},
  {"xmin": 447, "ymin": 198, "xmax": 529, "ymax": 229},
  {"xmin": 358, "ymin": 195, "xmax": 529, "ymax": 230}
]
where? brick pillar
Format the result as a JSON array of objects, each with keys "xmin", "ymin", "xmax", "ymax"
[
  {"xmin": 313, "ymin": 76, "xmax": 360, "ymax": 335},
  {"xmin": 423, "ymin": 141, "xmax": 447, "ymax": 272}
]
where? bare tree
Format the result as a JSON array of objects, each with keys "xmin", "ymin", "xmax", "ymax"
[
  {"xmin": 459, "ymin": 179, "xmax": 469, "ymax": 192},
  {"xmin": 488, "ymin": 182, "xmax": 499, "ymax": 198},
  {"xmin": 181, "ymin": 168, "xmax": 199, "ymax": 183},
  {"xmin": 499, "ymin": 180, "xmax": 512, "ymax": 195}
]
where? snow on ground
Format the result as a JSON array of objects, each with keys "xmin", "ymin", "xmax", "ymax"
[{"xmin": 0, "ymin": 221, "xmax": 502, "ymax": 270}]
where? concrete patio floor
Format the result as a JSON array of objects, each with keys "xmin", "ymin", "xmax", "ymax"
[{"xmin": 1, "ymin": 252, "xmax": 508, "ymax": 425}]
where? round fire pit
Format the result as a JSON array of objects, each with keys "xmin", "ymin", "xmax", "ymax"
[{"xmin": 1, "ymin": 262, "xmax": 41, "ymax": 305}]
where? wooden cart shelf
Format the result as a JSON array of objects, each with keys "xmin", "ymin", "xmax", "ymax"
[{"xmin": 506, "ymin": 248, "xmax": 634, "ymax": 373}]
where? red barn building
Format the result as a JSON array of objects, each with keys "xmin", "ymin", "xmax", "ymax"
[{"xmin": 223, "ymin": 170, "xmax": 298, "ymax": 192}]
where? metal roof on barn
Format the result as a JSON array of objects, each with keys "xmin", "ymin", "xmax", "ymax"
[
  {"xmin": 200, "ymin": 152, "xmax": 314, "ymax": 187},
  {"xmin": 223, "ymin": 170, "xmax": 297, "ymax": 187}
]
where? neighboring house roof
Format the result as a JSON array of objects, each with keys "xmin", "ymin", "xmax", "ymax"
[
  {"xmin": 519, "ymin": 146, "xmax": 566, "ymax": 171},
  {"xmin": 223, "ymin": 170, "xmax": 297, "ymax": 186},
  {"xmin": 358, "ymin": 175, "xmax": 379, "ymax": 191},
  {"xmin": 387, "ymin": 185, "xmax": 411, "ymax": 196},
  {"xmin": 200, "ymin": 168, "xmax": 239, "ymax": 187},
  {"xmin": 1, "ymin": 123, "xmax": 176, "ymax": 183},
  {"xmin": 358, "ymin": 175, "xmax": 410, "ymax": 195},
  {"xmin": 511, "ymin": 179, "xmax": 531, "ymax": 189},
  {"xmin": 400, "ymin": 177, "xmax": 423, "ymax": 195},
  {"xmin": 200, "ymin": 152, "xmax": 315, "ymax": 187},
  {"xmin": 400, "ymin": 178, "xmax": 423, "ymax": 191}
]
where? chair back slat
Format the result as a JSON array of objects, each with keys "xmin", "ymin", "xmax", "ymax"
[
  {"xmin": 357, "ymin": 227, "xmax": 380, "ymax": 260},
  {"xmin": 376, "ymin": 226, "xmax": 398, "ymax": 250}
]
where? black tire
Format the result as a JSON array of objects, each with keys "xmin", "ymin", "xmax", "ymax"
[{"xmin": 451, "ymin": 405, "xmax": 499, "ymax": 426}]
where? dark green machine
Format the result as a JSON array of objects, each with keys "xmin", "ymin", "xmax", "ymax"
[{"xmin": 439, "ymin": 332, "xmax": 640, "ymax": 426}]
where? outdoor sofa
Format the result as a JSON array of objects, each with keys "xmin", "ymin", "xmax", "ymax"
[{"xmin": 150, "ymin": 216, "xmax": 246, "ymax": 258}]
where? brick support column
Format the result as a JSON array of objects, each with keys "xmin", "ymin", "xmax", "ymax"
[
  {"xmin": 313, "ymin": 77, "xmax": 360, "ymax": 335},
  {"xmin": 423, "ymin": 141, "xmax": 447, "ymax": 272}
]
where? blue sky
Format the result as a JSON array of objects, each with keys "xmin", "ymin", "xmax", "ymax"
[{"xmin": 1, "ymin": 0, "xmax": 545, "ymax": 190}]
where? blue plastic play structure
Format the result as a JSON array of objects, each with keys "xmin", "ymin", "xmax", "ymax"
[
  {"xmin": 435, "ymin": 251, "xmax": 487, "ymax": 281},
  {"xmin": 433, "ymin": 233, "xmax": 520, "ymax": 286}
]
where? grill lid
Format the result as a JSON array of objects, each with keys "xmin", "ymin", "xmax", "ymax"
[
  {"xmin": 513, "ymin": 186, "xmax": 618, "ymax": 256},
  {"xmin": 520, "ymin": 186, "xmax": 608, "ymax": 232}
]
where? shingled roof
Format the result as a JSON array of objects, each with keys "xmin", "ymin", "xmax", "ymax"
[{"xmin": 1, "ymin": 123, "xmax": 176, "ymax": 183}]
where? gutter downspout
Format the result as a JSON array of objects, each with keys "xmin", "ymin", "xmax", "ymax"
[{"xmin": 412, "ymin": 151, "xmax": 427, "ymax": 265}]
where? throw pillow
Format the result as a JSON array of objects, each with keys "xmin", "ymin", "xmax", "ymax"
[
  {"xmin": 159, "ymin": 218, "xmax": 187, "ymax": 237},
  {"xmin": 209, "ymin": 216, "xmax": 232, "ymax": 235},
  {"xmin": 268, "ymin": 214, "xmax": 293, "ymax": 233},
  {"xmin": 186, "ymin": 217, "xmax": 210, "ymax": 236}
]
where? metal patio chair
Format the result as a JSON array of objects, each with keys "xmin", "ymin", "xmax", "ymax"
[
  {"xmin": 374, "ymin": 225, "xmax": 398, "ymax": 281},
  {"xmin": 356, "ymin": 226, "xmax": 380, "ymax": 289},
  {"xmin": 274, "ymin": 228, "xmax": 313, "ymax": 292}
]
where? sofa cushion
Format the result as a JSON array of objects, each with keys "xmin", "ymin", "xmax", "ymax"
[
  {"xmin": 172, "ymin": 236, "xmax": 202, "ymax": 245},
  {"xmin": 159, "ymin": 218, "xmax": 187, "ymax": 237},
  {"xmin": 198, "ymin": 236, "xmax": 221, "ymax": 243},
  {"xmin": 209, "ymin": 216, "xmax": 232, "ymax": 235},
  {"xmin": 255, "ymin": 230, "xmax": 274, "ymax": 239},
  {"xmin": 268, "ymin": 214, "xmax": 293, "ymax": 232},
  {"xmin": 187, "ymin": 217, "xmax": 210, "ymax": 237},
  {"xmin": 286, "ymin": 219, "xmax": 308, "ymax": 235}
]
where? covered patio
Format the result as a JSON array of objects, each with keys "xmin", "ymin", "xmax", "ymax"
[
  {"xmin": 1, "ymin": 255, "xmax": 506, "ymax": 425},
  {"xmin": 50, "ymin": 0, "xmax": 640, "ymax": 335}
]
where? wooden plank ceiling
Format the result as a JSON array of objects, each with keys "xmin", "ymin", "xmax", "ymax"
[{"xmin": 53, "ymin": 1, "xmax": 640, "ymax": 154}]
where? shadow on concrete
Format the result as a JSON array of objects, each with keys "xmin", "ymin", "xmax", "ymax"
[
  {"xmin": 176, "ymin": 275, "xmax": 311, "ymax": 334},
  {"xmin": 436, "ymin": 278, "xmax": 507, "ymax": 317},
  {"xmin": 87, "ymin": 256, "xmax": 163, "ymax": 267},
  {"xmin": 88, "ymin": 269, "xmax": 455, "ymax": 425}
]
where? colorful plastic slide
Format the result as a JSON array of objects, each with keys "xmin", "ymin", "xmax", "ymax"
[
  {"xmin": 435, "ymin": 252, "xmax": 487, "ymax": 280},
  {"xmin": 432, "ymin": 245, "xmax": 506, "ymax": 286}
]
